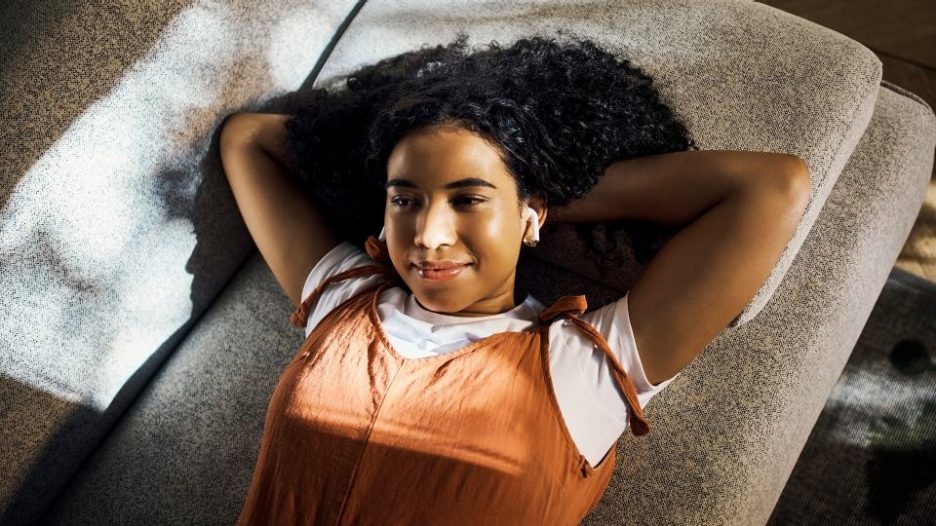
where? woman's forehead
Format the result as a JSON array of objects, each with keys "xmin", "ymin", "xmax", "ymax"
[{"xmin": 386, "ymin": 126, "xmax": 513, "ymax": 189}]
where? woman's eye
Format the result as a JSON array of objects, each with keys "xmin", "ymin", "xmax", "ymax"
[
  {"xmin": 390, "ymin": 196, "xmax": 414, "ymax": 207},
  {"xmin": 390, "ymin": 196, "xmax": 485, "ymax": 207},
  {"xmin": 452, "ymin": 196, "xmax": 485, "ymax": 206}
]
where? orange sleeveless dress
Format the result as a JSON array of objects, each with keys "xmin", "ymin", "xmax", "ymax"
[{"xmin": 236, "ymin": 235, "xmax": 650, "ymax": 525}]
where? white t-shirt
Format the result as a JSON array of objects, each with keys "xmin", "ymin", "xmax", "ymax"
[{"xmin": 300, "ymin": 242, "xmax": 679, "ymax": 466}]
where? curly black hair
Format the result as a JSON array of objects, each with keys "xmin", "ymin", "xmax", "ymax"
[{"xmin": 281, "ymin": 30, "xmax": 699, "ymax": 269}]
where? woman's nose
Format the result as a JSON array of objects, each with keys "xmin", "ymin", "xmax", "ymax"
[{"xmin": 414, "ymin": 203, "xmax": 457, "ymax": 249}]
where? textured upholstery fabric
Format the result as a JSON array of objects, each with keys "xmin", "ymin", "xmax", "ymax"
[
  {"xmin": 2, "ymin": 0, "xmax": 933, "ymax": 525},
  {"xmin": 0, "ymin": 1, "xmax": 362, "ymax": 524}
]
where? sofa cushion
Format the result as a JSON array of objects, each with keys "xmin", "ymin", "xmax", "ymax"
[
  {"xmin": 0, "ymin": 1, "xmax": 362, "ymax": 524},
  {"xmin": 40, "ymin": 253, "xmax": 300, "ymax": 525}
]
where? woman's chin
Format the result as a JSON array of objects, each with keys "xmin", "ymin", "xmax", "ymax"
[{"xmin": 412, "ymin": 291, "xmax": 462, "ymax": 313}]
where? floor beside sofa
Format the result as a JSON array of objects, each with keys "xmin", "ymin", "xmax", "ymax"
[{"xmin": 768, "ymin": 267, "xmax": 936, "ymax": 525}]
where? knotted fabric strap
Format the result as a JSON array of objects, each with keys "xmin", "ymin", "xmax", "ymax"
[
  {"xmin": 539, "ymin": 294, "xmax": 651, "ymax": 437},
  {"xmin": 537, "ymin": 295, "xmax": 588, "ymax": 322},
  {"xmin": 289, "ymin": 235, "xmax": 403, "ymax": 328}
]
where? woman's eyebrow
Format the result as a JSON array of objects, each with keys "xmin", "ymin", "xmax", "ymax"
[{"xmin": 385, "ymin": 177, "xmax": 498, "ymax": 190}]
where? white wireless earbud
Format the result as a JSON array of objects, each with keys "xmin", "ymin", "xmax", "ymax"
[
  {"xmin": 524, "ymin": 206, "xmax": 540, "ymax": 244},
  {"xmin": 378, "ymin": 225, "xmax": 386, "ymax": 241}
]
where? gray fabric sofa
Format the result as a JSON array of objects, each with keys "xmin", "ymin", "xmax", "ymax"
[{"xmin": 2, "ymin": 0, "xmax": 933, "ymax": 524}]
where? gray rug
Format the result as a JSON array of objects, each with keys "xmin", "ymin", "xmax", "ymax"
[{"xmin": 768, "ymin": 267, "xmax": 936, "ymax": 525}]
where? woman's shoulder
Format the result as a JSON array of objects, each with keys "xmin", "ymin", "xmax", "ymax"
[
  {"xmin": 547, "ymin": 292, "xmax": 679, "ymax": 408},
  {"xmin": 299, "ymin": 241, "xmax": 391, "ymax": 335}
]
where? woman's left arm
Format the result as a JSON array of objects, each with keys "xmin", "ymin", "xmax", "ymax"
[{"xmin": 550, "ymin": 150, "xmax": 810, "ymax": 385}]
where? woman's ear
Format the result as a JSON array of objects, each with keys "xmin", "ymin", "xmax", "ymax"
[{"xmin": 526, "ymin": 195, "xmax": 548, "ymax": 228}]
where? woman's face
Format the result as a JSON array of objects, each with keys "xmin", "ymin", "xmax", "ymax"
[{"xmin": 384, "ymin": 123, "xmax": 546, "ymax": 316}]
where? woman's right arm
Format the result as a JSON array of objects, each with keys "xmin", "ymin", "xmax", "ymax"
[
  {"xmin": 549, "ymin": 150, "xmax": 810, "ymax": 386},
  {"xmin": 220, "ymin": 112, "xmax": 341, "ymax": 308}
]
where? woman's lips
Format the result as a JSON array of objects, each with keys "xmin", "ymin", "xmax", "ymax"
[{"xmin": 413, "ymin": 263, "xmax": 472, "ymax": 281}]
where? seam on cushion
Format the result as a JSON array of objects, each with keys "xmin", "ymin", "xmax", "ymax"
[
  {"xmin": 881, "ymin": 79, "xmax": 934, "ymax": 115},
  {"xmin": 44, "ymin": 4, "xmax": 375, "ymax": 524},
  {"xmin": 729, "ymin": 50, "xmax": 882, "ymax": 328},
  {"xmin": 298, "ymin": 0, "xmax": 368, "ymax": 92}
]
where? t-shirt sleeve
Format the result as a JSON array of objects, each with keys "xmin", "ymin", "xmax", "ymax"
[
  {"xmin": 578, "ymin": 291, "xmax": 680, "ymax": 410},
  {"xmin": 299, "ymin": 241, "xmax": 387, "ymax": 338}
]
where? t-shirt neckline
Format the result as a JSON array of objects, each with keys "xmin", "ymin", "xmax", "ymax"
[{"xmin": 404, "ymin": 293, "xmax": 540, "ymax": 326}]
